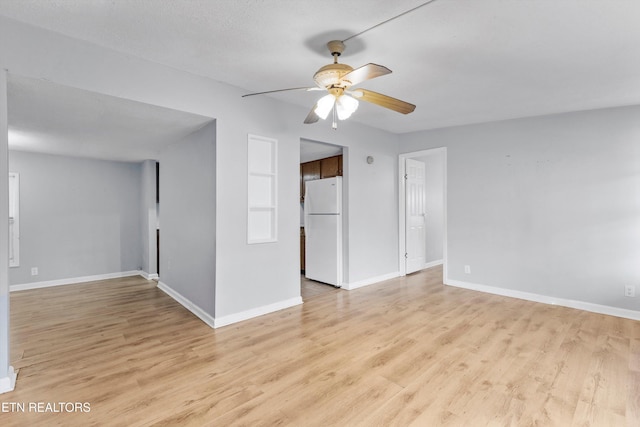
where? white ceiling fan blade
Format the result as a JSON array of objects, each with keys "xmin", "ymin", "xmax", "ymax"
[
  {"xmin": 350, "ymin": 88, "xmax": 415, "ymax": 114},
  {"xmin": 341, "ymin": 63, "xmax": 391, "ymax": 87},
  {"xmin": 242, "ymin": 87, "xmax": 319, "ymax": 97},
  {"xmin": 304, "ymin": 103, "xmax": 320, "ymax": 124}
]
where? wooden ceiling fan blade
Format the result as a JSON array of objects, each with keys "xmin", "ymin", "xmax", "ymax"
[
  {"xmin": 341, "ymin": 63, "xmax": 391, "ymax": 87},
  {"xmin": 304, "ymin": 103, "xmax": 320, "ymax": 124},
  {"xmin": 242, "ymin": 87, "xmax": 321, "ymax": 98},
  {"xmin": 350, "ymin": 89, "xmax": 416, "ymax": 114}
]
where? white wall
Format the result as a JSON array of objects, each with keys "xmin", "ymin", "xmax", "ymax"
[
  {"xmin": 400, "ymin": 105, "xmax": 640, "ymax": 312},
  {"xmin": 295, "ymin": 123, "xmax": 402, "ymax": 288},
  {"xmin": 159, "ymin": 121, "xmax": 216, "ymax": 316},
  {"xmin": 8, "ymin": 151, "xmax": 143, "ymax": 286},
  {"xmin": 0, "ymin": 69, "xmax": 13, "ymax": 392},
  {"xmin": 140, "ymin": 159, "xmax": 157, "ymax": 277},
  {"xmin": 414, "ymin": 151, "xmax": 445, "ymax": 264},
  {"xmin": 213, "ymin": 103, "xmax": 401, "ymax": 315},
  {"xmin": 343, "ymin": 138, "xmax": 399, "ymax": 284}
]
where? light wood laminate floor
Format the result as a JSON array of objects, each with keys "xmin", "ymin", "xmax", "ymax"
[
  {"xmin": 300, "ymin": 275, "xmax": 340, "ymax": 300},
  {"xmin": 4, "ymin": 266, "xmax": 640, "ymax": 426}
]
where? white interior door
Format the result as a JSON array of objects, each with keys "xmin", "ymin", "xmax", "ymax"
[{"xmin": 405, "ymin": 158, "xmax": 425, "ymax": 274}]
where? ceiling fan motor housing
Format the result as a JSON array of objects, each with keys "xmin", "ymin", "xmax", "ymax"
[
  {"xmin": 313, "ymin": 40, "xmax": 355, "ymax": 89},
  {"xmin": 313, "ymin": 63, "xmax": 354, "ymax": 89}
]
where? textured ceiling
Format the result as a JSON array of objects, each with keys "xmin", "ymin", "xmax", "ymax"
[{"xmin": 1, "ymin": 0, "xmax": 639, "ymax": 144}]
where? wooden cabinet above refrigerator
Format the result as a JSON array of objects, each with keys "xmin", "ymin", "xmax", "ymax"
[{"xmin": 300, "ymin": 155, "xmax": 343, "ymax": 202}]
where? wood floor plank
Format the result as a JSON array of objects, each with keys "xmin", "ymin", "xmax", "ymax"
[
  {"xmin": 627, "ymin": 371, "xmax": 640, "ymax": 427},
  {"xmin": 574, "ymin": 334, "xmax": 629, "ymax": 420},
  {"xmin": 2, "ymin": 267, "xmax": 639, "ymax": 426},
  {"xmin": 630, "ymin": 338, "xmax": 640, "ymax": 372},
  {"xmin": 355, "ymin": 345, "xmax": 477, "ymax": 426}
]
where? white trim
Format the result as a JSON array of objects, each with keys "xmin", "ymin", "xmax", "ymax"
[
  {"xmin": 446, "ymin": 279, "xmax": 640, "ymax": 321},
  {"xmin": 422, "ymin": 259, "xmax": 444, "ymax": 270},
  {"xmin": 10, "ymin": 270, "xmax": 142, "ymax": 292},
  {"xmin": 8, "ymin": 172, "xmax": 19, "ymax": 268},
  {"xmin": 398, "ymin": 148, "xmax": 448, "ymax": 282},
  {"xmin": 342, "ymin": 271, "xmax": 401, "ymax": 291},
  {"xmin": 158, "ymin": 282, "xmax": 303, "ymax": 329},
  {"xmin": 0, "ymin": 366, "xmax": 17, "ymax": 394},
  {"xmin": 398, "ymin": 156, "xmax": 406, "ymax": 275},
  {"xmin": 213, "ymin": 297, "xmax": 303, "ymax": 328},
  {"xmin": 157, "ymin": 281, "xmax": 216, "ymax": 328},
  {"xmin": 139, "ymin": 271, "xmax": 159, "ymax": 281}
]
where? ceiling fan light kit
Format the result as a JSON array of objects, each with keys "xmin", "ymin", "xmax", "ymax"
[
  {"xmin": 315, "ymin": 94, "xmax": 336, "ymax": 120},
  {"xmin": 336, "ymin": 94, "xmax": 359, "ymax": 120}
]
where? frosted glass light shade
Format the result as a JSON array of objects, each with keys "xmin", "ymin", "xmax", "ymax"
[
  {"xmin": 336, "ymin": 95, "xmax": 359, "ymax": 120},
  {"xmin": 315, "ymin": 94, "xmax": 336, "ymax": 120}
]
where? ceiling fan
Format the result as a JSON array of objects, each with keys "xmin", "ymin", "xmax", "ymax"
[{"xmin": 242, "ymin": 40, "xmax": 416, "ymax": 129}]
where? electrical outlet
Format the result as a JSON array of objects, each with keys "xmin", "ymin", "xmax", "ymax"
[
  {"xmin": 31, "ymin": 267, "xmax": 38, "ymax": 276},
  {"xmin": 464, "ymin": 265, "xmax": 471, "ymax": 274},
  {"xmin": 625, "ymin": 285, "xmax": 636, "ymax": 297}
]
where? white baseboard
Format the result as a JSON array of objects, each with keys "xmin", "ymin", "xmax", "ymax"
[
  {"xmin": 139, "ymin": 271, "xmax": 159, "ymax": 281},
  {"xmin": 422, "ymin": 259, "xmax": 444, "ymax": 270},
  {"xmin": 157, "ymin": 281, "xmax": 216, "ymax": 329},
  {"xmin": 10, "ymin": 270, "xmax": 142, "ymax": 292},
  {"xmin": 342, "ymin": 271, "xmax": 401, "ymax": 291},
  {"xmin": 213, "ymin": 297, "xmax": 303, "ymax": 328},
  {"xmin": 0, "ymin": 366, "xmax": 17, "ymax": 394},
  {"xmin": 158, "ymin": 281, "xmax": 302, "ymax": 329},
  {"xmin": 446, "ymin": 279, "xmax": 640, "ymax": 321}
]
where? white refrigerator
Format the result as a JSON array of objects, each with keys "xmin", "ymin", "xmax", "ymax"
[{"xmin": 304, "ymin": 176, "xmax": 342, "ymax": 287}]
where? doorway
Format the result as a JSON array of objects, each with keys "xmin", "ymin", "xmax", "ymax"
[
  {"xmin": 398, "ymin": 148, "xmax": 447, "ymax": 278},
  {"xmin": 1, "ymin": 72, "xmax": 215, "ymax": 393},
  {"xmin": 299, "ymin": 138, "xmax": 345, "ymax": 300}
]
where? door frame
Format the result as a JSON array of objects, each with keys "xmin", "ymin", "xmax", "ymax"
[
  {"xmin": 299, "ymin": 139, "xmax": 348, "ymax": 286},
  {"xmin": 398, "ymin": 147, "xmax": 448, "ymax": 280}
]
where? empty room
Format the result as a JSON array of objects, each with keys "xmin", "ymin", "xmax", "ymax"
[{"xmin": 0, "ymin": 1, "xmax": 639, "ymax": 426}]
